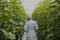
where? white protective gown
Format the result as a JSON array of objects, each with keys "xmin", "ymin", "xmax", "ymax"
[{"xmin": 24, "ymin": 19, "xmax": 38, "ymax": 40}]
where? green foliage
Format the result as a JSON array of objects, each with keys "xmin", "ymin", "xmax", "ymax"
[
  {"xmin": 0, "ymin": 29, "xmax": 15, "ymax": 40},
  {"xmin": 0, "ymin": 0, "xmax": 27, "ymax": 40},
  {"xmin": 32, "ymin": 0, "xmax": 60, "ymax": 40}
]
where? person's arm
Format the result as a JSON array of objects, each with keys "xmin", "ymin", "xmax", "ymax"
[
  {"xmin": 24, "ymin": 22, "xmax": 28, "ymax": 32},
  {"xmin": 34, "ymin": 21, "xmax": 39, "ymax": 31}
]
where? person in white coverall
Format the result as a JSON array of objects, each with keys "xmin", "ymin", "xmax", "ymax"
[{"xmin": 24, "ymin": 17, "xmax": 38, "ymax": 40}]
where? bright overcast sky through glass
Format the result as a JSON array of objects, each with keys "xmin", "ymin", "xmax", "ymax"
[{"xmin": 21, "ymin": 0, "xmax": 42, "ymax": 17}]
